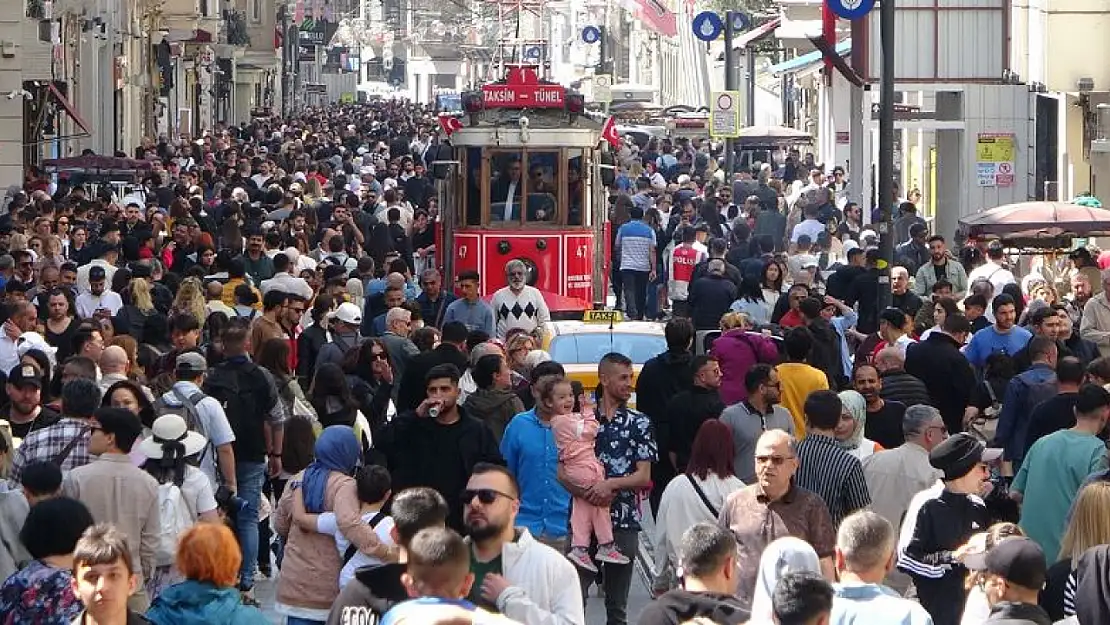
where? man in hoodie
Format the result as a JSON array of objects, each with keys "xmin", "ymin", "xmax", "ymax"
[
  {"xmin": 966, "ymin": 537, "xmax": 1052, "ymax": 625},
  {"xmin": 638, "ymin": 523, "xmax": 748, "ymax": 625},
  {"xmin": 463, "ymin": 354, "xmax": 525, "ymax": 445},
  {"xmin": 326, "ymin": 487, "xmax": 450, "ymax": 625},
  {"xmin": 636, "ymin": 317, "xmax": 694, "ymax": 514},
  {"xmin": 316, "ymin": 302, "xmax": 365, "ymax": 371},
  {"xmin": 799, "ymin": 297, "xmax": 845, "ymax": 390}
]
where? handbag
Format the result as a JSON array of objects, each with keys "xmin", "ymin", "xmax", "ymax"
[{"xmin": 967, "ymin": 380, "xmax": 1001, "ymax": 445}]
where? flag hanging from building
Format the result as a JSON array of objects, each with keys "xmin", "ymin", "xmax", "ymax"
[
  {"xmin": 439, "ymin": 115, "xmax": 463, "ymax": 136},
  {"xmin": 631, "ymin": 0, "xmax": 678, "ymax": 37},
  {"xmin": 601, "ymin": 116, "xmax": 620, "ymax": 148},
  {"xmin": 294, "ymin": 0, "xmax": 304, "ymax": 24}
]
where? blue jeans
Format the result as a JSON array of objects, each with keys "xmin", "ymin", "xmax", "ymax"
[{"xmin": 236, "ymin": 461, "xmax": 267, "ymax": 590}]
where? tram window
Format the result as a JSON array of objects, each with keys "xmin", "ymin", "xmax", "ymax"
[
  {"xmin": 466, "ymin": 147, "xmax": 483, "ymax": 226},
  {"xmin": 567, "ymin": 151, "xmax": 585, "ymax": 226},
  {"xmin": 489, "ymin": 152, "xmax": 524, "ymax": 223},
  {"xmin": 525, "ymin": 152, "xmax": 558, "ymax": 223}
]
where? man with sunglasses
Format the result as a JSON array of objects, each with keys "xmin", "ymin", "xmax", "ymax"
[
  {"xmin": 462, "ymin": 463, "xmax": 583, "ymax": 624},
  {"xmin": 718, "ymin": 429, "xmax": 836, "ymax": 612}
]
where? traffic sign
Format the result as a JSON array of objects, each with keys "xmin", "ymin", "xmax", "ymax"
[
  {"xmin": 582, "ymin": 26, "xmax": 601, "ymax": 44},
  {"xmin": 825, "ymin": 0, "xmax": 875, "ymax": 20},
  {"xmin": 593, "ymin": 74, "xmax": 612, "ymax": 103},
  {"xmin": 710, "ymin": 91, "xmax": 741, "ymax": 138},
  {"xmin": 728, "ymin": 11, "xmax": 750, "ymax": 32},
  {"xmin": 691, "ymin": 11, "xmax": 723, "ymax": 42}
]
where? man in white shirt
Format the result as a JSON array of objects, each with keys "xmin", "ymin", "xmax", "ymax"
[
  {"xmin": 75, "ymin": 244, "xmax": 120, "ymax": 295},
  {"xmin": 74, "ymin": 266, "xmax": 124, "ymax": 320},
  {"xmin": 967, "ymin": 241, "xmax": 1017, "ymax": 294},
  {"xmin": 0, "ymin": 301, "xmax": 36, "ymax": 375},
  {"xmin": 790, "ymin": 204, "xmax": 825, "ymax": 248}
]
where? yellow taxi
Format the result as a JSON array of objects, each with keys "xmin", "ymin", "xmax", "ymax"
[{"xmin": 541, "ymin": 310, "xmax": 666, "ymax": 408}]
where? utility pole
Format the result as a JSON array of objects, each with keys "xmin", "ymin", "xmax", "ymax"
[
  {"xmin": 723, "ymin": 11, "xmax": 736, "ymax": 176},
  {"xmin": 746, "ymin": 46, "xmax": 755, "ymax": 126},
  {"xmin": 877, "ymin": 0, "xmax": 895, "ymax": 310}
]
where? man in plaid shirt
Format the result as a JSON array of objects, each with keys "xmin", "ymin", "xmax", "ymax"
[{"xmin": 10, "ymin": 378, "xmax": 102, "ymax": 483}]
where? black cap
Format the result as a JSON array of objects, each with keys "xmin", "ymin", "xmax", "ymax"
[
  {"xmin": 929, "ymin": 432, "xmax": 1001, "ymax": 481},
  {"xmin": 967, "ymin": 537, "xmax": 1047, "ymax": 590},
  {"xmin": 7, "ymin": 364, "xmax": 42, "ymax": 389},
  {"xmin": 129, "ymin": 262, "xmax": 152, "ymax": 279},
  {"xmin": 89, "ymin": 266, "xmax": 106, "ymax": 281}
]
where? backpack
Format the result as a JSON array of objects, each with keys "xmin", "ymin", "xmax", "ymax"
[
  {"xmin": 153, "ymin": 388, "xmax": 214, "ymax": 463},
  {"xmin": 341, "ymin": 510, "xmax": 386, "ymax": 565},
  {"xmin": 155, "ymin": 481, "xmax": 194, "ymax": 566},
  {"xmin": 203, "ymin": 361, "xmax": 272, "ymax": 458}
]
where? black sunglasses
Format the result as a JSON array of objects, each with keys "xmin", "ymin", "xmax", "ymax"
[{"xmin": 461, "ymin": 488, "xmax": 515, "ymax": 505}]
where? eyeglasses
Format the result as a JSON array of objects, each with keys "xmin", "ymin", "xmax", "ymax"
[
  {"xmin": 461, "ymin": 488, "xmax": 516, "ymax": 505},
  {"xmin": 371, "ymin": 351, "xmax": 388, "ymax": 361},
  {"xmin": 57, "ymin": 220, "xmax": 69, "ymax": 226},
  {"xmin": 755, "ymin": 454, "xmax": 795, "ymax": 466}
]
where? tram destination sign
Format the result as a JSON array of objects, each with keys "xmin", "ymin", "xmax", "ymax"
[{"xmin": 482, "ymin": 83, "xmax": 565, "ymax": 108}]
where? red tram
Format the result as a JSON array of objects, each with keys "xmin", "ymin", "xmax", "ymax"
[{"xmin": 432, "ymin": 66, "xmax": 610, "ymax": 314}]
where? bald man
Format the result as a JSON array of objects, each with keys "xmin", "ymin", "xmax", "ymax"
[
  {"xmin": 205, "ymin": 281, "xmax": 235, "ymax": 318},
  {"xmin": 99, "ymin": 345, "xmax": 154, "ymax": 401}
]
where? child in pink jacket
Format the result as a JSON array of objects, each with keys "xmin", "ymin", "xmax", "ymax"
[{"xmin": 548, "ymin": 377, "xmax": 630, "ymax": 572}]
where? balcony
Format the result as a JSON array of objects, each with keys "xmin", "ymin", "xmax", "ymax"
[{"xmin": 224, "ymin": 9, "xmax": 250, "ymax": 46}]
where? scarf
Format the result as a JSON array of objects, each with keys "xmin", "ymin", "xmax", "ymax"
[
  {"xmin": 836, "ymin": 390, "xmax": 868, "ymax": 451},
  {"xmin": 301, "ymin": 425, "xmax": 360, "ymax": 513}
]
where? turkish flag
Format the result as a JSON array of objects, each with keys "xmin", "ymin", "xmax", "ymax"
[
  {"xmin": 439, "ymin": 115, "xmax": 463, "ymax": 136},
  {"xmin": 601, "ymin": 116, "xmax": 620, "ymax": 148},
  {"xmin": 633, "ymin": 0, "xmax": 678, "ymax": 38}
]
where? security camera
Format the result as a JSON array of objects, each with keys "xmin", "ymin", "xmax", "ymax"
[{"xmin": 519, "ymin": 115, "xmax": 530, "ymax": 128}]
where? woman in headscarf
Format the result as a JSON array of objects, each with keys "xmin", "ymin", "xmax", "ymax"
[
  {"xmin": 834, "ymin": 390, "xmax": 882, "ymax": 461},
  {"xmin": 275, "ymin": 426, "xmax": 396, "ymax": 624},
  {"xmin": 748, "ymin": 537, "xmax": 822, "ymax": 623}
]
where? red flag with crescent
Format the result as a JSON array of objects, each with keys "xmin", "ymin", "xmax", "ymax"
[
  {"xmin": 439, "ymin": 115, "xmax": 463, "ymax": 136},
  {"xmin": 633, "ymin": 0, "xmax": 678, "ymax": 37},
  {"xmin": 601, "ymin": 116, "xmax": 620, "ymax": 148}
]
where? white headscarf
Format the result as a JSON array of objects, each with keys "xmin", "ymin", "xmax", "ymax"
[{"xmin": 749, "ymin": 537, "xmax": 822, "ymax": 623}]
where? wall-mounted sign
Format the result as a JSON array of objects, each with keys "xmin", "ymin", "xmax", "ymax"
[
  {"xmin": 826, "ymin": 0, "xmax": 876, "ymax": 20},
  {"xmin": 692, "ymin": 11, "xmax": 723, "ymax": 42}
]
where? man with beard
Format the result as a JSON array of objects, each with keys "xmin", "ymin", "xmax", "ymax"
[
  {"xmin": 852, "ymin": 364, "xmax": 907, "ymax": 450},
  {"xmin": 375, "ymin": 364, "xmax": 503, "ymax": 531},
  {"xmin": 242, "ymin": 228, "xmax": 275, "ymax": 284},
  {"xmin": 462, "ymin": 463, "xmax": 584, "ymax": 624},
  {"xmin": 489, "ymin": 260, "xmax": 550, "ymax": 342},
  {"xmin": 913, "ymin": 235, "xmax": 968, "ymax": 299},
  {"xmin": 0, "ymin": 363, "xmax": 61, "ymax": 440},
  {"xmin": 664, "ymin": 355, "xmax": 725, "ymax": 473},
  {"xmin": 326, "ymin": 487, "xmax": 450, "ymax": 625}
]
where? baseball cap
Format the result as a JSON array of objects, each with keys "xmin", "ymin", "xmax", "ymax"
[
  {"xmin": 328, "ymin": 302, "xmax": 362, "ymax": 325},
  {"xmin": 965, "ymin": 537, "xmax": 1047, "ymax": 590},
  {"xmin": 7, "ymin": 364, "xmax": 41, "ymax": 389},
  {"xmin": 175, "ymin": 351, "xmax": 208, "ymax": 376}
]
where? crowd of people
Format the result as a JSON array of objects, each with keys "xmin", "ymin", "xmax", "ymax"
[{"xmin": 0, "ymin": 97, "xmax": 1102, "ymax": 625}]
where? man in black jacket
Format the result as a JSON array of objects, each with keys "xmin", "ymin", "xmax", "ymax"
[
  {"xmin": 325, "ymin": 487, "xmax": 449, "ymax": 625},
  {"xmin": 396, "ymin": 321, "xmax": 470, "ymax": 412},
  {"xmin": 800, "ymin": 297, "xmax": 845, "ymax": 390},
  {"xmin": 374, "ymin": 363, "xmax": 503, "ymax": 531},
  {"xmin": 875, "ymin": 347, "xmax": 932, "ymax": 408},
  {"xmin": 664, "ymin": 355, "xmax": 725, "ymax": 473},
  {"xmin": 904, "ymin": 313, "xmax": 975, "ymax": 436},
  {"xmin": 638, "ymin": 524, "xmax": 749, "ymax": 625},
  {"xmin": 636, "ymin": 317, "xmax": 694, "ymax": 514}
]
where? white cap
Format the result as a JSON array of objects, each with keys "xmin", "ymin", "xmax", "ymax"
[
  {"xmin": 677, "ymin": 174, "xmax": 691, "ymax": 185},
  {"xmin": 327, "ymin": 302, "xmax": 362, "ymax": 325}
]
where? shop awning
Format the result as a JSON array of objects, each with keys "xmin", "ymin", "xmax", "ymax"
[
  {"xmin": 769, "ymin": 38, "xmax": 851, "ymax": 75},
  {"xmin": 48, "ymin": 83, "xmax": 91, "ymax": 137}
]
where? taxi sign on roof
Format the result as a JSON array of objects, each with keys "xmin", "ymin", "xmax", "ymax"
[{"xmin": 583, "ymin": 310, "xmax": 623, "ymax": 323}]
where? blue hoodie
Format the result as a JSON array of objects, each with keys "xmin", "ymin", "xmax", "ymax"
[{"xmin": 146, "ymin": 580, "xmax": 270, "ymax": 625}]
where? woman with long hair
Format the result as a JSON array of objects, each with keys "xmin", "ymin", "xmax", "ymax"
[
  {"xmin": 342, "ymin": 339, "xmax": 394, "ymax": 436},
  {"xmin": 136, "ymin": 414, "xmax": 220, "ymax": 600},
  {"xmin": 103, "ymin": 379, "xmax": 157, "ymax": 430},
  {"xmin": 109, "ymin": 334, "xmax": 148, "ymax": 384},
  {"xmin": 920, "ymin": 296, "xmax": 961, "ymax": 341},
  {"xmin": 730, "ymin": 277, "xmax": 772, "ymax": 327},
  {"xmin": 311, "ymin": 363, "xmax": 372, "ymax": 454},
  {"xmin": 146, "ymin": 524, "xmax": 269, "ymax": 624},
  {"xmin": 652, "ymin": 420, "xmax": 744, "ymax": 594},
  {"xmin": 710, "ymin": 311, "xmax": 779, "ymax": 405},
  {"xmin": 760, "ymin": 259, "xmax": 785, "ymax": 304},
  {"xmin": 1044, "ymin": 482, "xmax": 1110, "ymax": 620},
  {"xmin": 171, "ymin": 277, "xmax": 208, "ymax": 330},
  {"xmin": 116, "ymin": 277, "xmax": 164, "ymax": 344}
]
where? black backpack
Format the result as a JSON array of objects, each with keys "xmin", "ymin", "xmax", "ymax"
[{"xmin": 203, "ymin": 361, "xmax": 272, "ymax": 458}]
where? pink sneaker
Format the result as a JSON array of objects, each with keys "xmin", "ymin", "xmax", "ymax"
[
  {"xmin": 566, "ymin": 547, "xmax": 598, "ymax": 572},
  {"xmin": 595, "ymin": 543, "xmax": 630, "ymax": 565}
]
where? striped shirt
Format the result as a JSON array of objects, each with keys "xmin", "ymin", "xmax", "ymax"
[
  {"xmin": 615, "ymin": 219, "xmax": 656, "ymax": 272},
  {"xmin": 794, "ymin": 433, "xmax": 872, "ymax": 527}
]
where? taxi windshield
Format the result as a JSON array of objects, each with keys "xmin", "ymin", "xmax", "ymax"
[{"xmin": 548, "ymin": 333, "xmax": 666, "ymax": 365}]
